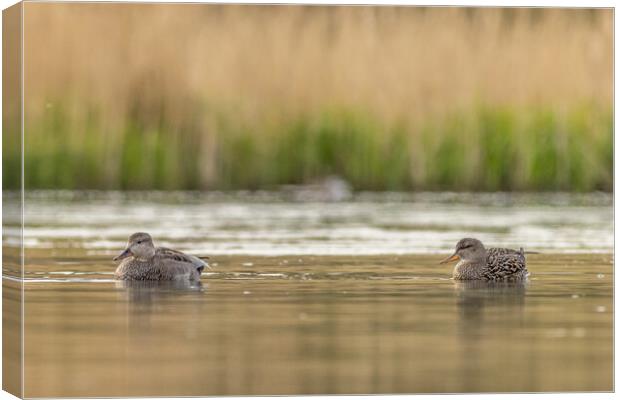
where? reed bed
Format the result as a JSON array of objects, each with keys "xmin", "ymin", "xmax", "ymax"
[{"xmin": 11, "ymin": 4, "xmax": 612, "ymax": 191}]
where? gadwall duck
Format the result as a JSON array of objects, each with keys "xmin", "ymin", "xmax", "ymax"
[
  {"xmin": 440, "ymin": 238, "xmax": 529, "ymax": 281},
  {"xmin": 113, "ymin": 232, "xmax": 209, "ymax": 281}
]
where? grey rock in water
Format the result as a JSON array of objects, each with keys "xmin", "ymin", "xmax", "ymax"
[{"xmin": 282, "ymin": 175, "xmax": 353, "ymax": 202}]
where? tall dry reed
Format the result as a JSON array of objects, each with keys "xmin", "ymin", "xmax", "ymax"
[{"xmin": 11, "ymin": 4, "xmax": 612, "ymax": 191}]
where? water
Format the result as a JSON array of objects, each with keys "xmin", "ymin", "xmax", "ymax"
[
  {"xmin": 3, "ymin": 191, "xmax": 613, "ymax": 396},
  {"xmin": 8, "ymin": 190, "xmax": 614, "ymax": 256}
]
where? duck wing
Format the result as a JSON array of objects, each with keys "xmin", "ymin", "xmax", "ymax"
[
  {"xmin": 489, "ymin": 246, "xmax": 538, "ymax": 257},
  {"xmin": 156, "ymin": 247, "xmax": 210, "ymax": 272},
  {"xmin": 483, "ymin": 251, "xmax": 528, "ymax": 281},
  {"xmin": 488, "ymin": 247, "xmax": 520, "ymax": 256}
]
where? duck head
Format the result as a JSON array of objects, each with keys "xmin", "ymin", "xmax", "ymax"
[
  {"xmin": 114, "ymin": 232, "xmax": 156, "ymax": 261},
  {"xmin": 440, "ymin": 238, "xmax": 486, "ymax": 264}
]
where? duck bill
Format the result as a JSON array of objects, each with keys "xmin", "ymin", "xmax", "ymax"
[
  {"xmin": 439, "ymin": 253, "xmax": 459, "ymax": 264},
  {"xmin": 113, "ymin": 248, "xmax": 132, "ymax": 261}
]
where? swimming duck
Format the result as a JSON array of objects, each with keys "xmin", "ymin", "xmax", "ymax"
[
  {"xmin": 113, "ymin": 232, "xmax": 209, "ymax": 281},
  {"xmin": 440, "ymin": 238, "xmax": 529, "ymax": 281}
]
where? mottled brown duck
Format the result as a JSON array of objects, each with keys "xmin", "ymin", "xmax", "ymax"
[
  {"xmin": 113, "ymin": 232, "xmax": 209, "ymax": 281},
  {"xmin": 440, "ymin": 238, "xmax": 529, "ymax": 281}
]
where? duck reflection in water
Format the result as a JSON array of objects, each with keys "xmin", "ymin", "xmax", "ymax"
[
  {"xmin": 454, "ymin": 280, "xmax": 527, "ymax": 321},
  {"xmin": 112, "ymin": 279, "xmax": 209, "ymax": 385},
  {"xmin": 450, "ymin": 280, "xmax": 529, "ymax": 389},
  {"xmin": 453, "ymin": 279, "xmax": 528, "ymax": 361},
  {"xmin": 115, "ymin": 280, "xmax": 206, "ymax": 329},
  {"xmin": 116, "ymin": 279, "xmax": 205, "ymax": 306}
]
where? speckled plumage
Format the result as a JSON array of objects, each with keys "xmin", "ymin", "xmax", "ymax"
[
  {"xmin": 114, "ymin": 233, "xmax": 209, "ymax": 281},
  {"xmin": 442, "ymin": 238, "xmax": 529, "ymax": 281}
]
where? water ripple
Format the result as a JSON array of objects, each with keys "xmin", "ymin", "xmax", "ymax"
[{"xmin": 9, "ymin": 191, "xmax": 613, "ymax": 256}]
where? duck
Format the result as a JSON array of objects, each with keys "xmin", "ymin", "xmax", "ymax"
[
  {"xmin": 440, "ymin": 238, "xmax": 529, "ymax": 281},
  {"xmin": 113, "ymin": 232, "xmax": 209, "ymax": 281}
]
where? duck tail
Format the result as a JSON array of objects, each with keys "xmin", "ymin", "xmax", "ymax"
[
  {"xmin": 520, "ymin": 248, "xmax": 539, "ymax": 257},
  {"xmin": 186, "ymin": 254, "xmax": 211, "ymax": 272},
  {"xmin": 200, "ymin": 261, "xmax": 211, "ymax": 271}
]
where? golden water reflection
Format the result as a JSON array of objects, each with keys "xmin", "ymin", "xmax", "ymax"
[{"xmin": 22, "ymin": 254, "xmax": 612, "ymax": 396}]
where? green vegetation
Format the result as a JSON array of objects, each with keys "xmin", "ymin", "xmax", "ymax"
[
  {"xmin": 13, "ymin": 5, "xmax": 611, "ymax": 192},
  {"xmin": 12, "ymin": 103, "xmax": 611, "ymax": 191}
]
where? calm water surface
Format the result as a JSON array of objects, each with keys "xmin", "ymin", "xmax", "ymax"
[{"xmin": 3, "ymin": 191, "xmax": 613, "ymax": 396}]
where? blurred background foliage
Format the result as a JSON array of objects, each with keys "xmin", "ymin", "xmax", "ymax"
[{"xmin": 8, "ymin": 5, "xmax": 613, "ymax": 191}]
